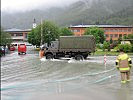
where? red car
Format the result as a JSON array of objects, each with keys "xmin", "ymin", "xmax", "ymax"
[
  {"xmin": 10, "ymin": 46, "xmax": 16, "ymax": 51},
  {"xmin": 18, "ymin": 44, "xmax": 27, "ymax": 55}
]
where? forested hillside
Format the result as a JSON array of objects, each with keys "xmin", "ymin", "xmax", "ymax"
[
  {"xmin": 1, "ymin": 0, "xmax": 133, "ymax": 29},
  {"xmin": 100, "ymin": 6, "xmax": 133, "ymax": 25}
]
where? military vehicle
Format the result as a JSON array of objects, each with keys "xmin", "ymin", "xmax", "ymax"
[{"xmin": 44, "ymin": 35, "xmax": 96, "ymax": 60}]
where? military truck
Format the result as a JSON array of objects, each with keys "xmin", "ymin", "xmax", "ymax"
[{"xmin": 44, "ymin": 35, "xmax": 96, "ymax": 60}]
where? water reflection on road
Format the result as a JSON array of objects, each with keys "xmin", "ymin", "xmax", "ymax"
[{"xmin": 1, "ymin": 48, "xmax": 133, "ymax": 100}]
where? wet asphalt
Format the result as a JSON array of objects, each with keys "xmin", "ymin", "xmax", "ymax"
[{"xmin": 1, "ymin": 46, "xmax": 133, "ymax": 100}]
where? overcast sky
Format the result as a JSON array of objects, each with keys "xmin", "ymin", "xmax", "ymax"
[{"xmin": 1, "ymin": 0, "xmax": 80, "ymax": 12}]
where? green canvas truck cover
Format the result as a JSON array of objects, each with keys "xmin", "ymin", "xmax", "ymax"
[{"xmin": 59, "ymin": 35, "xmax": 95, "ymax": 52}]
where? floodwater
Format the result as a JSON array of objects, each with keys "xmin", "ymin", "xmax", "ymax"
[{"xmin": 1, "ymin": 47, "xmax": 133, "ymax": 100}]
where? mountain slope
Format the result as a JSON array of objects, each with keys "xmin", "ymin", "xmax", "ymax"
[
  {"xmin": 55, "ymin": 0, "xmax": 133, "ymax": 26},
  {"xmin": 1, "ymin": 0, "xmax": 133, "ymax": 29},
  {"xmin": 100, "ymin": 6, "xmax": 133, "ymax": 25}
]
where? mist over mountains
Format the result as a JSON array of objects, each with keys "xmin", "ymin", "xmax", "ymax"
[{"xmin": 1, "ymin": 0, "xmax": 133, "ymax": 29}]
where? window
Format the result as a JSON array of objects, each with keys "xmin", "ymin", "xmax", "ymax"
[
  {"xmin": 124, "ymin": 29, "xmax": 127, "ymax": 32},
  {"xmin": 115, "ymin": 29, "xmax": 118, "ymax": 32},
  {"xmin": 128, "ymin": 29, "xmax": 131, "ymax": 32},
  {"xmin": 20, "ymin": 33, "xmax": 23, "ymax": 36},
  {"xmin": 14, "ymin": 34, "xmax": 16, "ymax": 36},
  {"xmin": 16, "ymin": 33, "xmax": 23, "ymax": 36},
  {"xmin": 105, "ymin": 34, "xmax": 109, "ymax": 37},
  {"xmin": 119, "ymin": 29, "xmax": 122, "ymax": 32},
  {"xmin": 71, "ymin": 30, "xmax": 74, "ymax": 32},
  {"xmin": 122, "ymin": 29, "xmax": 124, "ymax": 32},
  {"xmin": 74, "ymin": 30, "xmax": 77, "ymax": 32},
  {"xmin": 105, "ymin": 29, "xmax": 108, "ymax": 32},
  {"xmin": 11, "ymin": 33, "xmax": 14, "ymax": 36},
  {"xmin": 110, "ymin": 29, "xmax": 113, "ymax": 32},
  {"xmin": 73, "ymin": 29, "xmax": 80, "ymax": 32},
  {"xmin": 110, "ymin": 34, "xmax": 113, "ymax": 38},
  {"xmin": 25, "ymin": 34, "xmax": 28, "ymax": 38},
  {"xmin": 112, "ymin": 29, "xmax": 115, "ymax": 32},
  {"xmin": 114, "ymin": 34, "xmax": 118, "ymax": 37},
  {"xmin": 119, "ymin": 34, "xmax": 122, "ymax": 37},
  {"xmin": 77, "ymin": 29, "xmax": 80, "ymax": 32}
]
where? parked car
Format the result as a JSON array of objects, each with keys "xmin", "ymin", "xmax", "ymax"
[
  {"xmin": 18, "ymin": 44, "xmax": 27, "ymax": 55},
  {"xmin": 9, "ymin": 45, "xmax": 16, "ymax": 51},
  {"xmin": 0, "ymin": 46, "xmax": 8, "ymax": 56},
  {"xmin": 0, "ymin": 47, "xmax": 5, "ymax": 56}
]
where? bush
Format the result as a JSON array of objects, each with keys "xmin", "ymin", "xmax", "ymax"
[
  {"xmin": 96, "ymin": 44, "xmax": 103, "ymax": 49},
  {"xmin": 114, "ymin": 46, "xmax": 119, "ymax": 52},
  {"xmin": 131, "ymin": 44, "xmax": 133, "ymax": 52},
  {"xmin": 117, "ymin": 44, "xmax": 132, "ymax": 52},
  {"xmin": 103, "ymin": 41, "xmax": 110, "ymax": 51},
  {"xmin": 110, "ymin": 41, "xmax": 118, "ymax": 49}
]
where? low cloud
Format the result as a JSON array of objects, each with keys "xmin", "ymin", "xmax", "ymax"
[{"xmin": 1, "ymin": 0, "xmax": 80, "ymax": 13}]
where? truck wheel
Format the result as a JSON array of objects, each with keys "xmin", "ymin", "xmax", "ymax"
[
  {"xmin": 75, "ymin": 55, "xmax": 83, "ymax": 60},
  {"xmin": 18, "ymin": 53, "xmax": 20, "ymax": 55},
  {"xmin": 54, "ymin": 55, "xmax": 59, "ymax": 59},
  {"xmin": 46, "ymin": 54, "xmax": 53, "ymax": 59},
  {"xmin": 83, "ymin": 54, "xmax": 88, "ymax": 59}
]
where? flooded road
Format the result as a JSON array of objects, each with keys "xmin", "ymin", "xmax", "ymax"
[{"xmin": 1, "ymin": 47, "xmax": 133, "ymax": 100}]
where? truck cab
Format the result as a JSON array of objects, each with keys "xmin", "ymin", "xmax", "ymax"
[{"xmin": 49, "ymin": 41, "xmax": 59, "ymax": 49}]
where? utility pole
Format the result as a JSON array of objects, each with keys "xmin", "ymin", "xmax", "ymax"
[{"xmin": 40, "ymin": 19, "xmax": 43, "ymax": 46}]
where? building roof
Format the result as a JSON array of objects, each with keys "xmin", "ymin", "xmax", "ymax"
[
  {"xmin": 4, "ymin": 28, "xmax": 31, "ymax": 32},
  {"xmin": 69, "ymin": 25, "xmax": 133, "ymax": 28}
]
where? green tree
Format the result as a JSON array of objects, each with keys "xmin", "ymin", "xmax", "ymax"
[
  {"xmin": 117, "ymin": 44, "xmax": 132, "ymax": 53},
  {"xmin": 123, "ymin": 34, "xmax": 133, "ymax": 44},
  {"xmin": 60, "ymin": 27, "xmax": 73, "ymax": 36},
  {"xmin": 103, "ymin": 41, "xmax": 110, "ymax": 51},
  {"xmin": 118, "ymin": 37, "xmax": 122, "ymax": 44},
  {"xmin": 84, "ymin": 27, "xmax": 105, "ymax": 44},
  {"xmin": 28, "ymin": 21, "xmax": 60, "ymax": 46},
  {"xmin": 28, "ymin": 29, "xmax": 40, "ymax": 46},
  {"xmin": 0, "ymin": 28, "xmax": 12, "ymax": 46},
  {"xmin": 110, "ymin": 37, "xmax": 113, "ymax": 44}
]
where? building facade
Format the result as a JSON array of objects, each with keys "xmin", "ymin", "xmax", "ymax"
[
  {"xmin": 4, "ymin": 28, "xmax": 31, "ymax": 45},
  {"xmin": 4, "ymin": 19, "xmax": 37, "ymax": 45},
  {"xmin": 69, "ymin": 25, "xmax": 133, "ymax": 41}
]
